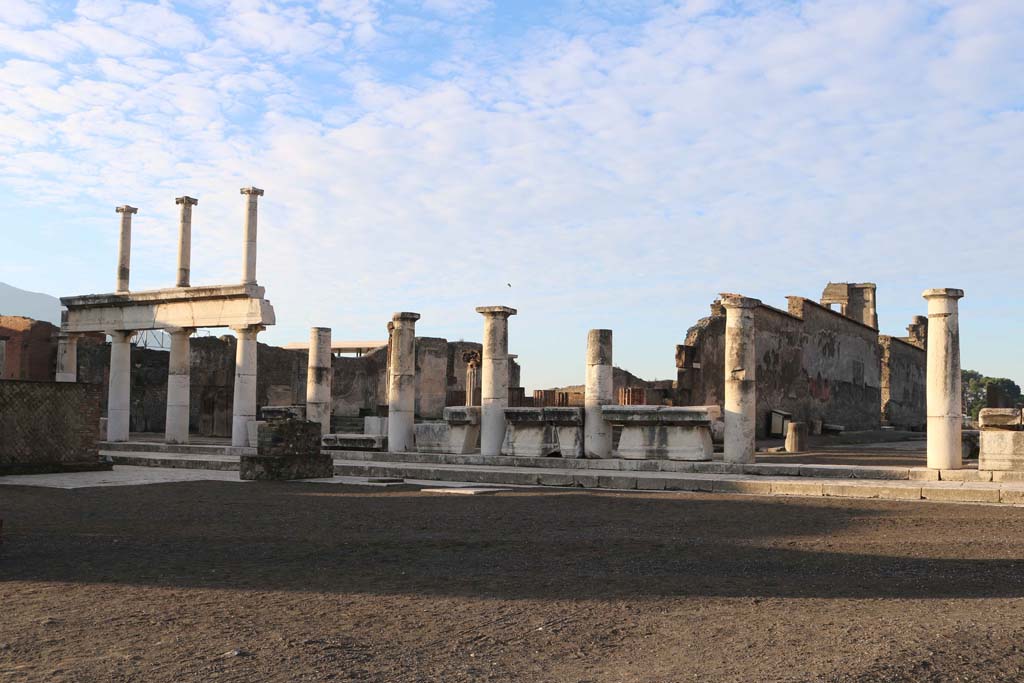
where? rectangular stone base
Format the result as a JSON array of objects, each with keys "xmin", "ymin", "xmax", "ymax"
[
  {"xmin": 979, "ymin": 431, "xmax": 1024, "ymax": 471},
  {"xmin": 240, "ymin": 453, "xmax": 334, "ymax": 480}
]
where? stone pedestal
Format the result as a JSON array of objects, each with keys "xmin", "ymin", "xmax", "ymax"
[
  {"xmin": 240, "ymin": 419, "xmax": 333, "ymax": 480},
  {"xmin": 785, "ymin": 421, "xmax": 807, "ymax": 453},
  {"xmin": 231, "ymin": 326, "xmax": 260, "ymax": 447},
  {"xmin": 106, "ymin": 330, "xmax": 133, "ymax": 442},
  {"xmin": 923, "ymin": 288, "xmax": 964, "ymax": 470},
  {"xmin": 502, "ymin": 407, "xmax": 557, "ymax": 457},
  {"xmin": 722, "ymin": 294, "xmax": 760, "ymax": 464},
  {"xmin": 584, "ymin": 329, "xmax": 613, "ymax": 458},
  {"xmin": 165, "ymin": 328, "xmax": 191, "ymax": 444},
  {"xmin": 978, "ymin": 408, "xmax": 1024, "ymax": 471},
  {"xmin": 306, "ymin": 327, "xmax": 332, "ymax": 436},
  {"xmin": 175, "ymin": 196, "xmax": 197, "ymax": 287},
  {"xmin": 387, "ymin": 312, "xmax": 419, "ymax": 452},
  {"xmin": 445, "ymin": 406, "xmax": 481, "ymax": 454},
  {"xmin": 546, "ymin": 407, "xmax": 584, "ymax": 458},
  {"xmin": 601, "ymin": 406, "xmax": 714, "ymax": 460},
  {"xmin": 476, "ymin": 306, "xmax": 517, "ymax": 456}
]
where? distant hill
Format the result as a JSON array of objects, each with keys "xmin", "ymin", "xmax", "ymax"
[{"xmin": 0, "ymin": 282, "xmax": 61, "ymax": 324}]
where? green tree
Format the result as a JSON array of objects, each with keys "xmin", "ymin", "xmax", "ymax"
[{"xmin": 961, "ymin": 370, "xmax": 1022, "ymax": 420}]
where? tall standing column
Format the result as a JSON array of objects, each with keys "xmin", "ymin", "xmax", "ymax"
[
  {"xmin": 476, "ymin": 306, "xmax": 517, "ymax": 456},
  {"xmin": 387, "ymin": 313, "xmax": 419, "ymax": 452},
  {"xmin": 55, "ymin": 333, "xmax": 78, "ymax": 382},
  {"xmin": 107, "ymin": 330, "xmax": 133, "ymax": 442},
  {"xmin": 115, "ymin": 205, "xmax": 137, "ymax": 293},
  {"xmin": 306, "ymin": 327, "xmax": 333, "ymax": 436},
  {"xmin": 175, "ymin": 196, "xmax": 198, "ymax": 287},
  {"xmin": 231, "ymin": 325, "xmax": 260, "ymax": 447},
  {"xmin": 584, "ymin": 329, "xmax": 613, "ymax": 458},
  {"xmin": 464, "ymin": 350, "xmax": 481, "ymax": 407},
  {"xmin": 924, "ymin": 288, "xmax": 965, "ymax": 470},
  {"xmin": 722, "ymin": 294, "xmax": 761, "ymax": 464},
  {"xmin": 165, "ymin": 328, "xmax": 192, "ymax": 444},
  {"xmin": 240, "ymin": 187, "xmax": 264, "ymax": 285}
]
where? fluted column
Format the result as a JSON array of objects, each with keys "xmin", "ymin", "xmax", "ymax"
[
  {"xmin": 306, "ymin": 327, "xmax": 333, "ymax": 436},
  {"xmin": 240, "ymin": 186, "xmax": 263, "ymax": 285},
  {"xmin": 924, "ymin": 288, "xmax": 965, "ymax": 470},
  {"xmin": 107, "ymin": 330, "xmax": 134, "ymax": 442},
  {"xmin": 722, "ymin": 294, "xmax": 761, "ymax": 464},
  {"xmin": 165, "ymin": 328, "xmax": 192, "ymax": 444},
  {"xmin": 115, "ymin": 205, "xmax": 137, "ymax": 293},
  {"xmin": 476, "ymin": 306, "xmax": 517, "ymax": 456},
  {"xmin": 231, "ymin": 325, "xmax": 260, "ymax": 447},
  {"xmin": 584, "ymin": 329, "xmax": 613, "ymax": 458},
  {"xmin": 175, "ymin": 196, "xmax": 197, "ymax": 287},
  {"xmin": 387, "ymin": 312, "xmax": 419, "ymax": 452}
]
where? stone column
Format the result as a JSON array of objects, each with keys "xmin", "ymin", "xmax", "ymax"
[
  {"xmin": 584, "ymin": 329, "xmax": 613, "ymax": 458},
  {"xmin": 722, "ymin": 294, "xmax": 761, "ymax": 464},
  {"xmin": 107, "ymin": 330, "xmax": 133, "ymax": 442},
  {"xmin": 165, "ymin": 328, "xmax": 192, "ymax": 444},
  {"xmin": 175, "ymin": 196, "xmax": 198, "ymax": 287},
  {"xmin": 923, "ymin": 288, "xmax": 965, "ymax": 470},
  {"xmin": 231, "ymin": 325, "xmax": 260, "ymax": 447},
  {"xmin": 240, "ymin": 186, "xmax": 264, "ymax": 285},
  {"xmin": 464, "ymin": 350, "xmax": 481, "ymax": 407},
  {"xmin": 55, "ymin": 333, "xmax": 78, "ymax": 382},
  {"xmin": 115, "ymin": 205, "xmax": 137, "ymax": 293},
  {"xmin": 476, "ymin": 306, "xmax": 517, "ymax": 456},
  {"xmin": 306, "ymin": 327, "xmax": 333, "ymax": 436},
  {"xmin": 387, "ymin": 312, "xmax": 420, "ymax": 452}
]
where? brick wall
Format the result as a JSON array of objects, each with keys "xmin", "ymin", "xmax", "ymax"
[
  {"xmin": 0, "ymin": 316, "xmax": 58, "ymax": 381},
  {"xmin": 0, "ymin": 380, "xmax": 103, "ymax": 473}
]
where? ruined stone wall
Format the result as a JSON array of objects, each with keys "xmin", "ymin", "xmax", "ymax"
[
  {"xmin": 0, "ymin": 380, "xmax": 103, "ymax": 473},
  {"xmin": 678, "ymin": 297, "xmax": 885, "ymax": 437},
  {"xmin": 880, "ymin": 335, "xmax": 926, "ymax": 430},
  {"xmin": 415, "ymin": 337, "xmax": 449, "ymax": 419},
  {"xmin": 0, "ymin": 316, "xmax": 58, "ymax": 381}
]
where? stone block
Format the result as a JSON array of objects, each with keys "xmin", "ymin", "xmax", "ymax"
[
  {"xmin": 597, "ymin": 475, "xmax": 637, "ymax": 490},
  {"xmin": 822, "ymin": 483, "xmax": 921, "ymax": 500},
  {"xmin": 921, "ymin": 486, "xmax": 1002, "ymax": 504},
  {"xmin": 259, "ymin": 405, "xmax": 306, "ymax": 421},
  {"xmin": 241, "ymin": 418, "xmax": 332, "ymax": 480},
  {"xmin": 502, "ymin": 408, "xmax": 558, "ymax": 457},
  {"xmin": 636, "ymin": 476, "xmax": 668, "ymax": 490},
  {"xmin": 602, "ymin": 406, "xmax": 713, "ymax": 461},
  {"xmin": 979, "ymin": 431, "xmax": 1024, "ymax": 471},
  {"xmin": 909, "ymin": 468, "xmax": 940, "ymax": 481},
  {"xmin": 999, "ymin": 488, "xmax": 1024, "ymax": 505},
  {"xmin": 992, "ymin": 471, "xmax": 1024, "ymax": 482},
  {"xmin": 363, "ymin": 416, "xmax": 389, "ymax": 436},
  {"xmin": 323, "ymin": 434, "xmax": 387, "ymax": 452},
  {"xmin": 711, "ymin": 479, "xmax": 773, "ymax": 495},
  {"xmin": 978, "ymin": 408, "xmax": 1022, "ymax": 430},
  {"xmin": 414, "ymin": 422, "xmax": 450, "ymax": 454},
  {"xmin": 939, "ymin": 469, "xmax": 992, "ymax": 482},
  {"xmin": 743, "ymin": 463, "xmax": 803, "ymax": 477},
  {"xmin": 770, "ymin": 480, "xmax": 824, "ymax": 497},
  {"xmin": 537, "ymin": 472, "xmax": 575, "ymax": 486}
]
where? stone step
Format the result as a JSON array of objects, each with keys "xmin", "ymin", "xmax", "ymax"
[
  {"xmin": 99, "ymin": 441, "xmax": 253, "ymax": 456},
  {"xmin": 104, "ymin": 451, "xmax": 240, "ymax": 471}
]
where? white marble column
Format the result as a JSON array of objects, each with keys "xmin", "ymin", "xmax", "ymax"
[
  {"xmin": 306, "ymin": 326, "xmax": 333, "ymax": 436},
  {"xmin": 165, "ymin": 328, "xmax": 192, "ymax": 444},
  {"xmin": 115, "ymin": 205, "xmax": 137, "ymax": 293},
  {"xmin": 175, "ymin": 196, "xmax": 197, "ymax": 287},
  {"xmin": 387, "ymin": 312, "xmax": 419, "ymax": 452},
  {"xmin": 231, "ymin": 325, "xmax": 260, "ymax": 447},
  {"xmin": 722, "ymin": 294, "xmax": 761, "ymax": 464},
  {"xmin": 476, "ymin": 306, "xmax": 517, "ymax": 456},
  {"xmin": 240, "ymin": 187, "xmax": 263, "ymax": 285},
  {"xmin": 107, "ymin": 330, "xmax": 133, "ymax": 442},
  {"xmin": 924, "ymin": 288, "xmax": 965, "ymax": 470},
  {"xmin": 584, "ymin": 329, "xmax": 613, "ymax": 458},
  {"xmin": 55, "ymin": 333, "xmax": 78, "ymax": 382}
]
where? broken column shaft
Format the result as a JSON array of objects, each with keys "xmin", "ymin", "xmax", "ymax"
[
  {"xmin": 231, "ymin": 325, "xmax": 260, "ymax": 447},
  {"xmin": 306, "ymin": 327, "xmax": 333, "ymax": 436},
  {"xmin": 388, "ymin": 312, "xmax": 420, "ymax": 452},
  {"xmin": 165, "ymin": 328, "xmax": 191, "ymax": 444},
  {"xmin": 175, "ymin": 196, "xmax": 197, "ymax": 287},
  {"xmin": 584, "ymin": 329, "xmax": 613, "ymax": 458},
  {"xmin": 115, "ymin": 205, "xmax": 137, "ymax": 293},
  {"xmin": 107, "ymin": 330, "xmax": 133, "ymax": 442},
  {"xmin": 476, "ymin": 306, "xmax": 517, "ymax": 456},
  {"xmin": 924, "ymin": 288, "xmax": 965, "ymax": 470},
  {"xmin": 722, "ymin": 294, "xmax": 761, "ymax": 464},
  {"xmin": 240, "ymin": 187, "xmax": 263, "ymax": 285}
]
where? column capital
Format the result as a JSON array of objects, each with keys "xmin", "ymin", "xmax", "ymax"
[
  {"xmin": 165, "ymin": 326, "xmax": 195, "ymax": 336},
  {"xmin": 391, "ymin": 311, "xmax": 421, "ymax": 323},
  {"xmin": 922, "ymin": 288, "xmax": 964, "ymax": 300},
  {"xmin": 175, "ymin": 196, "xmax": 198, "ymax": 206},
  {"xmin": 240, "ymin": 186, "xmax": 264, "ymax": 197},
  {"xmin": 116, "ymin": 205, "xmax": 138, "ymax": 215},
  {"xmin": 476, "ymin": 305, "xmax": 517, "ymax": 317},
  {"xmin": 719, "ymin": 293, "xmax": 761, "ymax": 309},
  {"xmin": 230, "ymin": 324, "xmax": 263, "ymax": 337}
]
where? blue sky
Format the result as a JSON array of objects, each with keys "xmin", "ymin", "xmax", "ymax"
[{"xmin": 0, "ymin": 0, "xmax": 1022, "ymax": 390}]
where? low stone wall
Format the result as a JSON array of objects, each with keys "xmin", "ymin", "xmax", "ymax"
[{"xmin": 0, "ymin": 380, "xmax": 106, "ymax": 473}]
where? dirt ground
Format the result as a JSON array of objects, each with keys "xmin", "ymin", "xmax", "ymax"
[{"xmin": 3, "ymin": 481, "xmax": 1024, "ymax": 682}]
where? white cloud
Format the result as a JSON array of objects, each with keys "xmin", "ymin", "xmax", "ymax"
[{"xmin": 0, "ymin": 0, "xmax": 48, "ymax": 27}]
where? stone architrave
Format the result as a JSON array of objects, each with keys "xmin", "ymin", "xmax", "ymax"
[
  {"xmin": 923, "ymin": 288, "xmax": 964, "ymax": 470},
  {"xmin": 721, "ymin": 294, "xmax": 761, "ymax": 464},
  {"xmin": 584, "ymin": 329, "xmax": 613, "ymax": 458},
  {"xmin": 387, "ymin": 312, "xmax": 419, "ymax": 452},
  {"xmin": 476, "ymin": 306, "xmax": 517, "ymax": 456}
]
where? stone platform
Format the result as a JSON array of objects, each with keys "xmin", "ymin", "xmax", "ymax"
[{"xmin": 94, "ymin": 442, "xmax": 1024, "ymax": 505}]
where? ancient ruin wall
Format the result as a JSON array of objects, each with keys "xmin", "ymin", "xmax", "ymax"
[
  {"xmin": 0, "ymin": 316, "xmax": 59, "ymax": 381},
  {"xmin": 0, "ymin": 380, "xmax": 103, "ymax": 473},
  {"xmin": 879, "ymin": 335, "xmax": 926, "ymax": 430}
]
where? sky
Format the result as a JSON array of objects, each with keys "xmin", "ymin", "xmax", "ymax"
[{"xmin": 0, "ymin": 0, "xmax": 1021, "ymax": 391}]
